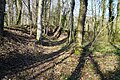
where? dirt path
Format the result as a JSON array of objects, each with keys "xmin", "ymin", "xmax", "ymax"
[
  {"xmin": 0, "ymin": 29, "xmax": 77, "ymax": 80},
  {"xmin": 0, "ymin": 29, "xmax": 120, "ymax": 80}
]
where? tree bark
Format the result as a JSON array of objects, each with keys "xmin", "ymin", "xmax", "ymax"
[
  {"xmin": 75, "ymin": 0, "xmax": 88, "ymax": 52},
  {"xmin": 102, "ymin": 0, "xmax": 106, "ymax": 27},
  {"xmin": 32, "ymin": 0, "xmax": 37, "ymax": 25},
  {"xmin": 108, "ymin": 0, "xmax": 114, "ymax": 41},
  {"xmin": 16, "ymin": 0, "xmax": 22, "ymax": 25},
  {"xmin": 28, "ymin": 0, "xmax": 33, "ymax": 35},
  {"xmin": 36, "ymin": 0, "xmax": 44, "ymax": 41},
  {"xmin": 0, "ymin": 0, "xmax": 5, "ymax": 36},
  {"xmin": 69, "ymin": 0, "xmax": 75, "ymax": 43},
  {"xmin": 47, "ymin": 0, "xmax": 51, "ymax": 21}
]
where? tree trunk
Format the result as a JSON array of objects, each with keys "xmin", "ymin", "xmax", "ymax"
[
  {"xmin": 28, "ymin": 0, "xmax": 33, "ymax": 35},
  {"xmin": 75, "ymin": 0, "xmax": 88, "ymax": 52},
  {"xmin": 36, "ymin": 0, "xmax": 44, "ymax": 41},
  {"xmin": 69, "ymin": 0, "xmax": 75, "ymax": 43},
  {"xmin": 108, "ymin": 0, "xmax": 114, "ymax": 41},
  {"xmin": 0, "ymin": 0, "xmax": 5, "ymax": 36},
  {"xmin": 102, "ymin": 0, "xmax": 106, "ymax": 27},
  {"xmin": 43, "ymin": 0, "xmax": 47, "ymax": 23},
  {"xmin": 47, "ymin": 0, "xmax": 51, "ymax": 21},
  {"xmin": 32, "ymin": 0, "xmax": 37, "ymax": 25},
  {"xmin": 7, "ymin": 0, "xmax": 11, "ymax": 26},
  {"xmin": 16, "ymin": 0, "xmax": 22, "ymax": 25},
  {"xmin": 56, "ymin": 0, "xmax": 61, "ymax": 26},
  {"xmin": 53, "ymin": 0, "xmax": 62, "ymax": 37}
]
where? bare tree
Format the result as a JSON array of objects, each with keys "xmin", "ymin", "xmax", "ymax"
[
  {"xmin": 102, "ymin": 0, "xmax": 106, "ymax": 27},
  {"xmin": 108, "ymin": 0, "xmax": 114, "ymax": 41},
  {"xmin": 69, "ymin": 0, "xmax": 75, "ymax": 43},
  {"xmin": 7, "ymin": 0, "xmax": 14, "ymax": 26},
  {"xmin": 28, "ymin": 0, "xmax": 33, "ymax": 35},
  {"xmin": 16, "ymin": 0, "xmax": 22, "ymax": 25},
  {"xmin": 75, "ymin": 0, "xmax": 88, "ymax": 52},
  {"xmin": 36, "ymin": 0, "xmax": 44, "ymax": 41}
]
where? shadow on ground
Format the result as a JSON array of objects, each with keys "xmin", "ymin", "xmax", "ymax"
[
  {"xmin": 41, "ymin": 36, "xmax": 67, "ymax": 46},
  {"xmin": 68, "ymin": 44, "xmax": 105, "ymax": 80},
  {"xmin": 2, "ymin": 30, "xmax": 120, "ymax": 80},
  {"xmin": 0, "ymin": 44, "xmax": 71, "ymax": 79},
  {"xmin": 4, "ymin": 27, "xmax": 30, "ymax": 34},
  {"xmin": 103, "ymin": 43, "xmax": 120, "ymax": 80},
  {"xmin": 0, "ymin": 30, "xmax": 72, "ymax": 79},
  {"xmin": 2, "ymin": 30, "xmax": 34, "ymax": 44},
  {"xmin": 68, "ymin": 42, "xmax": 120, "ymax": 80}
]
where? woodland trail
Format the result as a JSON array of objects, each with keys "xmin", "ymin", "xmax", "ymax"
[
  {"xmin": 0, "ymin": 28, "xmax": 120, "ymax": 80},
  {"xmin": 0, "ymin": 29, "xmax": 77, "ymax": 80}
]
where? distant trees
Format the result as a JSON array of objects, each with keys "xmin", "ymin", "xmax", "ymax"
[
  {"xmin": 0, "ymin": 0, "xmax": 5, "ymax": 36},
  {"xmin": 102, "ymin": 0, "xmax": 106, "ymax": 27},
  {"xmin": 0, "ymin": 0, "xmax": 119, "ymax": 46},
  {"xmin": 53, "ymin": 0, "xmax": 61, "ymax": 37}
]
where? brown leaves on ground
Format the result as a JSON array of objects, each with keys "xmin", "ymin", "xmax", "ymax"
[{"xmin": 0, "ymin": 28, "xmax": 120, "ymax": 80}]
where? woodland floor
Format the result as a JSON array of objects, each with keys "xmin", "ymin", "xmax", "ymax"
[{"xmin": 0, "ymin": 28, "xmax": 120, "ymax": 80}]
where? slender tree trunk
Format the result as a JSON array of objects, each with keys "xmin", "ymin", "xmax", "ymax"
[
  {"xmin": 28, "ymin": 0, "xmax": 33, "ymax": 35},
  {"xmin": 11, "ymin": 1, "xmax": 14, "ymax": 25},
  {"xmin": 53, "ymin": 0, "xmax": 61, "ymax": 37},
  {"xmin": 90, "ymin": 0, "xmax": 94, "ymax": 41},
  {"xmin": 0, "ymin": 0, "xmax": 5, "ymax": 36},
  {"xmin": 21, "ymin": 7, "xmax": 24, "ymax": 25},
  {"xmin": 32, "ymin": 0, "xmax": 37, "ymax": 25},
  {"xmin": 43, "ymin": 0, "xmax": 47, "ymax": 23},
  {"xmin": 7, "ymin": 0, "xmax": 14, "ymax": 26},
  {"xmin": 75, "ymin": 0, "xmax": 88, "ymax": 52},
  {"xmin": 36, "ymin": 0, "xmax": 39, "ymax": 25},
  {"xmin": 47, "ymin": 0, "xmax": 51, "ymax": 21},
  {"xmin": 36, "ymin": 0, "xmax": 44, "ymax": 41},
  {"xmin": 56, "ymin": 0, "xmax": 61, "ymax": 26},
  {"xmin": 109, "ymin": 0, "xmax": 114, "ymax": 41},
  {"xmin": 69, "ymin": 0, "xmax": 75, "ymax": 43},
  {"xmin": 16, "ymin": 0, "xmax": 22, "ymax": 25},
  {"xmin": 53, "ymin": 15, "xmax": 62, "ymax": 37},
  {"xmin": 7, "ymin": 0, "xmax": 11, "ymax": 26},
  {"xmin": 102, "ymin": 0, "xmax": 106, "ymax": 27},
  {"xmin": 93, "ymin": 0, "xmax": 97, "ymax": 40}
]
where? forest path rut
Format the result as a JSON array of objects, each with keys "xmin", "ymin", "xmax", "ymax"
[{"xmin": 0, "ymin": 29, "xmax": 77, "ymax": 80}]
